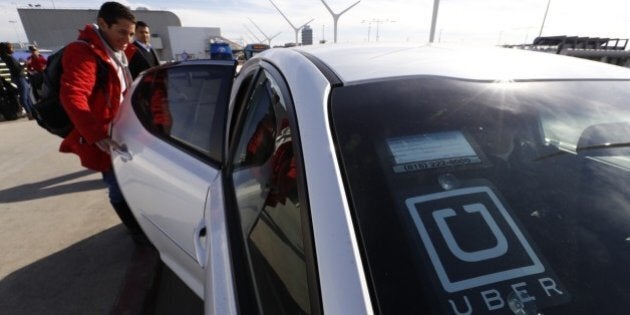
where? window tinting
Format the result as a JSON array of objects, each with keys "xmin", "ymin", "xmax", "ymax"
[
  {"xmin": 331, "ymin": 78, "xmax": 630, "ymax": 314},
  {"xmin": 230, "ymin": 71, "xmax": 312, "ymax": 314},
  {"xmin": 131, "ymin": 65, "xmax": 233, "ymax": 160}
]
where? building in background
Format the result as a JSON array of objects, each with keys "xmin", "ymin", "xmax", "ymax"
[
  {"xmin": 302, "ymin": 25, "xmax": 313, "ymax": 46},
  {"xmin": 168, "ymin": 26, "xmax": 221, "ymax": 61},
  {"xmin": 18, "ymin": 8, "xmax": 181, "ymax": 61},
  {"xmin": 16, "ymin": 7, "xmax": 246, "ymax": 62}
]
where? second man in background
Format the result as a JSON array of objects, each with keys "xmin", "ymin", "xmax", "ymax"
[{"xmin": 125, "ymin": 21, "xmax": 160, "ymax": 79}]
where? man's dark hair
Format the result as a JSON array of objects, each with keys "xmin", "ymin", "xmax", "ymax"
[
  {"xmin": 136, "ymin": 21, "xmax": 148, "ymax": 28},
  {"xmin": 0, "ymin": 42, "xmax": 9, "ymax": 54},
  {"xmin": 98, "ymin": 2, "xmax": 136, "ymax": 26}
]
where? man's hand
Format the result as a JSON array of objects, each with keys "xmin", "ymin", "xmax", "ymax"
[{"xmin": 95, "ymin": 138, "xmax": 121, "ymax": 154}]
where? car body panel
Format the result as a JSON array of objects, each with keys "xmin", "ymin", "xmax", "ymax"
[
  {"xmin": 113, "ymin": 44, "xmax": 630, "ymax": 314},
  {"xmin": 111, "ymin": 63, "xmax": 233, "ymax": 297},
  {"xmin": 204, "ymin": 173, "xmax": 238, "ymax": 314},
  {"xmin": 293, "ymin": 43, "xmax": 630, "ymax": 83},
  {"xmin": 255, "ymin": 48, "xmax": 374, "ymax": 314}
]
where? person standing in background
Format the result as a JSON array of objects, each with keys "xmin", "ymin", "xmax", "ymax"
[
  {"xmin": 125, "ymin": 21, "xmax": 160, "ymax": 79},
  {"xmin": 26, "ymin": 45, "xmax": 47, "ymax": 101},
  {"xmin": 0, "ymin": 42, "xmax": 34, "ymax": 119}
]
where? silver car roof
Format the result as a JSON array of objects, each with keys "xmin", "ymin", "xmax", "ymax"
[{"xmin": 287, "ymin": 43, "xmax": 630, "ymax": 84}]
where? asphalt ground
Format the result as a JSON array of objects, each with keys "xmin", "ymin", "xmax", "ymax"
[{"xmin": 0, "ymin": 117, "xmax": 202, "ymax": 314}]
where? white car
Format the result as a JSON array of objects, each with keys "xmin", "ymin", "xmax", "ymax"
[{"xmin": 111, "ymin": 44, "xmax": 630, "ymax": 314}]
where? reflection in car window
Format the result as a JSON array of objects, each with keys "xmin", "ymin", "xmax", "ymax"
[
  {"xmin": 131, "ymin": 65, "xmax": 233, "ymax": 160},
  {"xmin": 231, "ymin": 71, "xmax": 311, "ymax": 314},
  {"xmin": 332, "ymin": 78, "xmax": 630, "ymax": 314}
]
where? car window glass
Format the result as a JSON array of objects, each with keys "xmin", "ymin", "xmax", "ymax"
[
  {"xmin": 331, "ymin": 78, "xmax": 630, "ymax": 314},
  {"xmin": 230, "ymin": 70, "xmax": 312, "ymax": 314},
  {"xmin": 131, "ymin": 65, "xmax": 233, "ymax": 160},
  {"xmin": 231, "ymin": 74, "xmax": 276, "ymax": 168},
  {"xmin": 130, "ymin": 70, "xmax": 158, "ymax": 130}
]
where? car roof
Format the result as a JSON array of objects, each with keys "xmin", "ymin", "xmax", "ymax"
[{"xmin": 291, "ymin": 43, "xmax": 630, "ymax": 84}]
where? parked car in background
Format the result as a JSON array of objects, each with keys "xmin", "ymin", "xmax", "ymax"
[{"xmin": 111, "ymin": 43, "xmax": 630, "ymax": 314}]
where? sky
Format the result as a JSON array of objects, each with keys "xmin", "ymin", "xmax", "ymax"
[{"xmin": 2, "ymin": 0, "xmax": 630, "ymax": 47}]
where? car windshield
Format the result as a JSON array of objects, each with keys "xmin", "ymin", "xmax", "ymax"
[{"xmin": 331, "ymin": 77, "xmax": 630, "ymax": 315}]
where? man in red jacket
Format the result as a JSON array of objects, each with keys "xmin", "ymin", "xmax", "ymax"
[
  {"xmin": 59, "ymin": 2, "xmax": 147, "ymax": 244},
  {"xmin": 26, "ymin": 45, "xmax": 47, "ymax": 101}
]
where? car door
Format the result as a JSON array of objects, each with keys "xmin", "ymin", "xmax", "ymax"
[
  {"xmin": 111, "ymin": 60, "xmax": 236, "ymax": 296},
  {"xmin": 207, "ymin": 64, "xmax": 321, "ymax": 314}
]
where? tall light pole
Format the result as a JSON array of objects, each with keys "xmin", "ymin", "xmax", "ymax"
[
  {"xmin": 361, "ymin": 20, "xmax": 372, "ymax": 42},
  {"xmin": 320, "ymin": 0, "xmax": 360, "ymax": 43},
  {"xmin": 538, "ymin": 0, "xmax": 551, "ymax": 38},
  {"xmin": 429, "ymin": 0, "xmax": 440, "ymax": 43},
  {"xmin": 322, "ymin": 24, "xmax": 325, "ymax": 43},
  {"xmin": 363, "ymin": 19, "xmax": 394, "ymax": 42},
  {"xmin": 268, "ymin": 0, "xmax": 314, "ymax": 45}
]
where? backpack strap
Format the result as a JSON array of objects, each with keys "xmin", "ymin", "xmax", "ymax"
[{"xmin": 71, "ymin": 40, "xmax": 111, "ymax": 107}]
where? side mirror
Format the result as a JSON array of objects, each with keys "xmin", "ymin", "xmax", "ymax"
[{"xmin": 576, "ymin": 122, "xmax": 630, "ymax": 156}]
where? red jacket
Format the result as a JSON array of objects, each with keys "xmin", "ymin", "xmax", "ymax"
[
  {"xmin": 59, "ymin": 24, "xmax": 127, "ymax": 172},
  {"xmin": 26, "ymin": 54, "xmax": 47, "ymax": 73},
  {"xmin": 124, "ymin": 42, "xmax": 137, "ymax": 61}
]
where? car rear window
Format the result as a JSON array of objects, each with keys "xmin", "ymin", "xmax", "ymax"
[{"xmin": 331, "ymin": 77, "xmax": 630, "ymax": 314}]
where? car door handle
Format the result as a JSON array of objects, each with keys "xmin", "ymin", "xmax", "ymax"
[
  {"xmin": 193, "ymin": 219, "xmax": 208, "ymax": 268},
  {"xmin": 113, "ymin": 144, "xmax": 132, "ymax": 162}
]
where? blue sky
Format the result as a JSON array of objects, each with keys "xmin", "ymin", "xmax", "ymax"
[{"xmin": 2, "ymin": 0, "xmax": 630, "ymax": 47}]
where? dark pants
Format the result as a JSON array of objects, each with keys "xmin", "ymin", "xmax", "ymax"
[
  {"xmin": 102, "ymin": 170, "xmax": 142, "ymax": 233},
  {"xmin": 12, "ymin": 75, "xmax": 33, "ymax": 114},
  {"xmin": 28, "ymin": 72, "xmax": 43, "ymax": 101}
]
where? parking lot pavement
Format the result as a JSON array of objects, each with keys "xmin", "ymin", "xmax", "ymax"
[
  {"xmin": 0, "ymin": 117, "xmax": 203, "ymax": 314},
  {"xmin": 0, "ymin": 118, "xmax": 140, "ymax": 313}
]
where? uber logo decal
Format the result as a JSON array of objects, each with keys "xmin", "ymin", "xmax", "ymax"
[{"xmin": 406, "ymin": 186, "xmax": 545, "ymax": 293}]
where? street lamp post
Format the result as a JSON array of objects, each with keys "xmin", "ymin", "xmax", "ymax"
[
  {"xmin": 361, "ymin": 20, "xmax": 371, "ymax": 42},
  {"xmin": 538, "ymin": 0, "xmax": 551, "ymax": 38},
  {"xmin": 322, "ymin": 24, "xmax": 325, "ymax": 43},
  {"xmin": 363, "ymin": 19, "xmax": 394, "ymax": 42},
  {"xmin": 429, "ymin": 0, "xmax": 440, "ymax": 43}
]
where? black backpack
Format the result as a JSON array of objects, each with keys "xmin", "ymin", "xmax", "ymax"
[
  {"xmin": 0, "ymin": 76, "xmax": 21, "ymax": 121},
  {"xmin": 33, "ymin": 41, "xmax": 107, "ymax": 138}
]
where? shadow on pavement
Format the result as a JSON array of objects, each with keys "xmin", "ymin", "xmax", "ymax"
[
  {"xmin": 0, "ymin": 169, "xmax": 105, "ymax": 203},
  {"xmin": 149, "ymin": 263, "xmax": 204, "ymax": 315},
  {"xmin": 0, "ymin": 225, "xmax": 134, "ymax": 314}
]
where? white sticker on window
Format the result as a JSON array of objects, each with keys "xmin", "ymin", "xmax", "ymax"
[
  {"xmin": 387, "ymin": 131, "xmax": 481, "ymax": 173},
  {"xmin": 406, "ymin": 187, "xmax": 545, "ymax": 292},
  {"xmin": 405, "ymin": 186, "xmax": 571, "ymax": 314}
]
